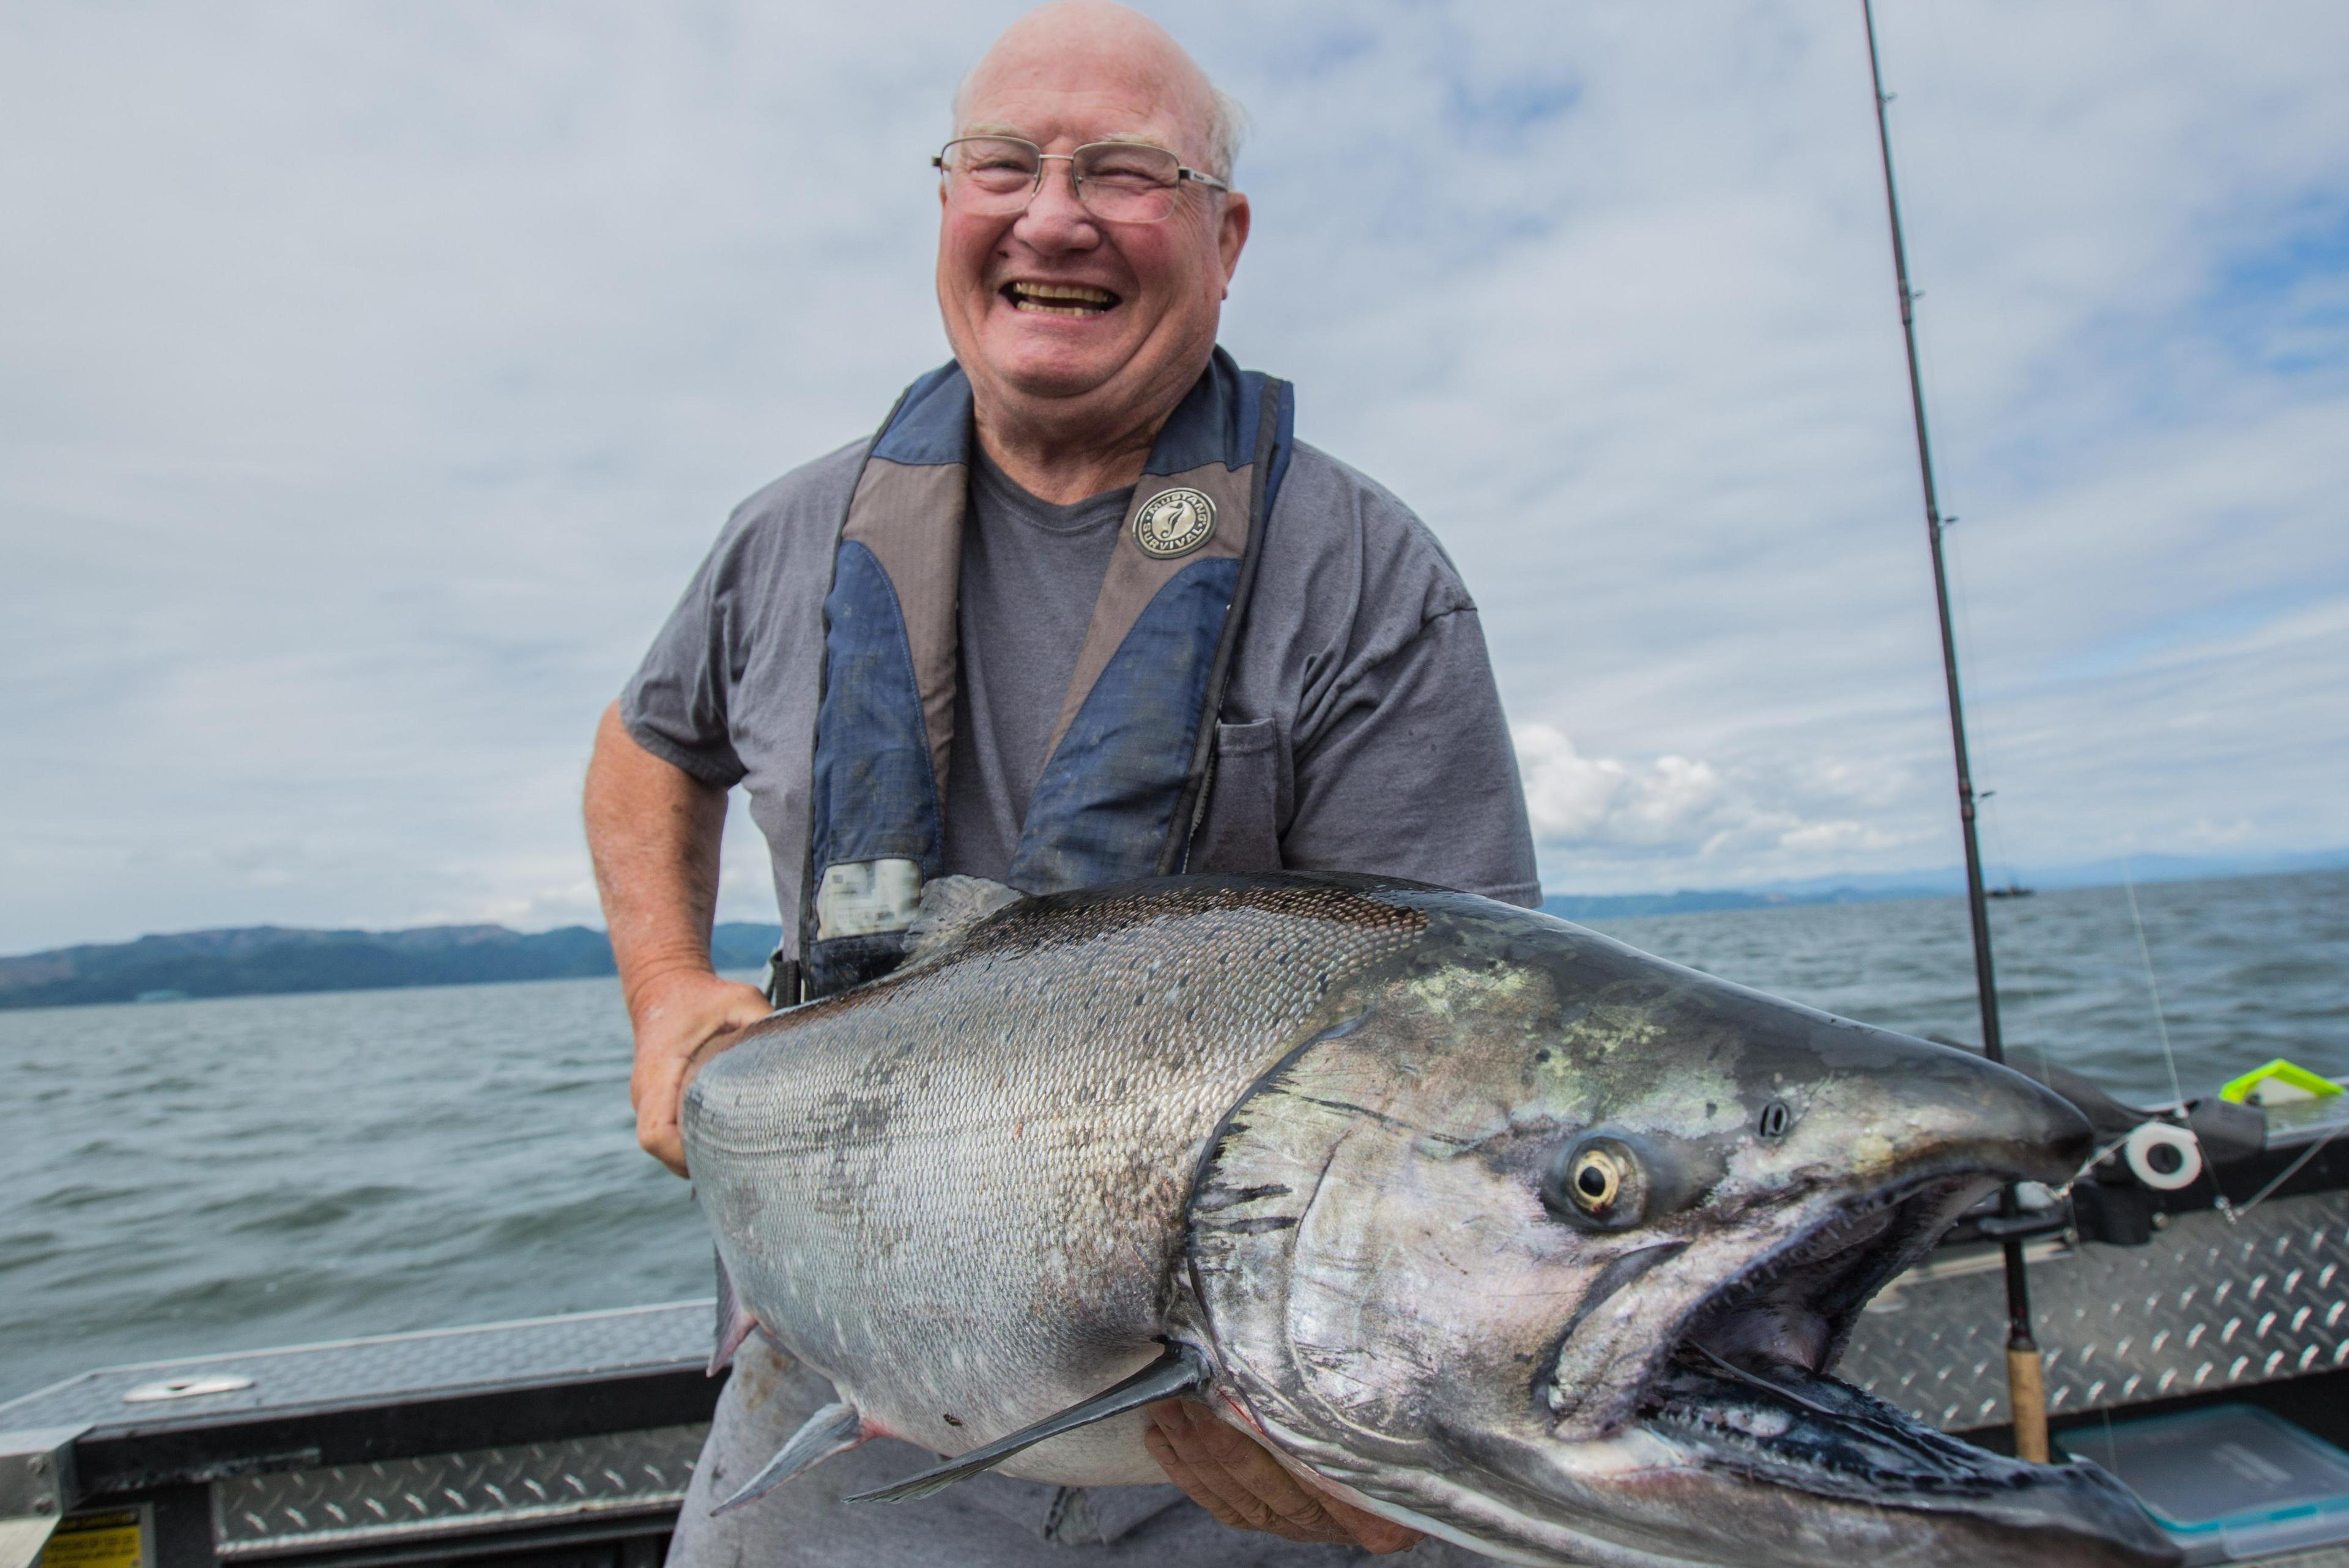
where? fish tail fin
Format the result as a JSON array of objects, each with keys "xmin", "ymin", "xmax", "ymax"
[
  {"xmin": 846, "ymin": 1343, "xmax": 1207, "ymax": 1506},
  {"xmin": 710, "ymin": 1250, "xmax": 761, "ymax": 1377},
  {"xmin": 711, "ymin": 1400, "xmax": 866, "ymax": 1516}
]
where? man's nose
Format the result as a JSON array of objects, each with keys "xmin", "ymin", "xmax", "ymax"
[{"xmin": 1013, "ymin": 158, "xmax": 1101, "ymax": 251}]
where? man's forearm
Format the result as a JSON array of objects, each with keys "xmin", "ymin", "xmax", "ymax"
[
  {"xmin": 587, "ymin": 702, "xmax": 775, "ymax": 1174},
  {"xmin": 585, "ymin": 701, "xmax": 730, "ymax": 1016}
]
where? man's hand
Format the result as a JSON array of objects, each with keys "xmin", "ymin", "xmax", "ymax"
[
  {"xmin": 1143, "ymin": 1398, "xmax": 1423, "ymax": 1552},
  {"xmin": 627, "ymin": 968, "xmax": 773, "ymax": 1175},
  {"xmin": 585, "ymin": 702, "xmax": 774, "ymax": 1177}
]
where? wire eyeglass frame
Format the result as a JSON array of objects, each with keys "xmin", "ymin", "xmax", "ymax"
[{"xmin": 933, "ymin": 135, "xmax": 1228, "ymax": 224}]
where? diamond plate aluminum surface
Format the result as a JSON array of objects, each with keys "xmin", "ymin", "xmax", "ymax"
[
  {"xmin": 0, "ymin": 1302, "xmax": 711, "ymax": 1438},
  {"xmin": 209, "ymin": 1423, "xmax": 708, "ymax": 1558},
  {"xmin": 1843, "ymin": 1189, "xmax": 2349, "ymax": 1430}
]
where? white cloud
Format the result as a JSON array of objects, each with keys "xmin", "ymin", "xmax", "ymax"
[
  {"xmin": 1513, "ymin": 724, "xmax": 1927, "ymax": 890},
  {"xmin": 1514, "ymin": 725, "xmax": 1734, "ymax": 849},
  {"xmin": 2, "ymin": 1, "xmax": 2346, "ymax": 948},
  {"xmin": 1775, "ymin": 821, "xmax": 1906, "ymax": 857}
]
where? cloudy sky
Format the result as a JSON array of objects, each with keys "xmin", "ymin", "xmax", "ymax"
[{"xmin": 4, "ymin": 1, "xmax": 2344, "ymax": 953}]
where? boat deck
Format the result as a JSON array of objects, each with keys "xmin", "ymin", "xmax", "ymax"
[{"xmin": 1, "ymin": 1304, "xmax": 717, "ymax": 1568}]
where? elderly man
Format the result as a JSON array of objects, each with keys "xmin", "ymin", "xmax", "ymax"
[{"xmin": 584, "ymin": 2, "xmax": 1535, "ymax": 1561}]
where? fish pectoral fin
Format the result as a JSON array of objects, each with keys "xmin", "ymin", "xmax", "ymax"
[
  {"xmin": 710, "ymin": 1401, "xmax": 866, "ymax": 1516},
  {"xmin": 846, "ymin": 1343, "xmax": 1208, "ymax": 1507},
  {"xmin": 709, "ymin": 1250, "xmax": 761, "ymax": 1377}
]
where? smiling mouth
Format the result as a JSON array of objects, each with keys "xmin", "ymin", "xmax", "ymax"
[{"xmin": 1003, "ymin": 281, "xmax": 1120, "ymax": 317}]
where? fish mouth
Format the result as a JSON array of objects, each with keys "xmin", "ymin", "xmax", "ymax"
[
  {"xmin": 1661, "ymin": 1176, "xmax": 1972, "ymax": 1401},
  {"xmin": 1630, "ymin": 1175, "xmax": 1987, "ymax": 1487},
  {"xmin": 1606, "ymin": 1177, "xmax": 2173, "ymax": 1559}
]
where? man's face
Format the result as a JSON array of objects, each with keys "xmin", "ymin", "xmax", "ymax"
[{"xmin": 937, "ymin": 37, "xmax": 1249, "ymax": 437}]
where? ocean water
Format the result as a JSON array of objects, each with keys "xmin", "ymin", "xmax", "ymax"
[
  {"xmin": 1587, "ymin": 869, "xmax": 2348, "ymax": 1107},
  {"xmin": 2, "ymin": 869, "xmax": 2342, "ymax": 1403}
]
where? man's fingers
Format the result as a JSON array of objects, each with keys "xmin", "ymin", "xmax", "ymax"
[
  {"xmin": 637, "ymin": 1105, "xmax": 689, "ymax": 1175},
  {"xmin": 1145, "ymin": 1401, "xmax": 1351, "ymax": 1543},
  {"xmin": 1144, "ymin": 1399, "xmax": 1425, "ymax": 1551},
  {"xmin": 625, "ymin": 974, "xmax": 772, "ymax": 1178},
  {"xmin": 1321, "ymin": 1492, "xmax": 1423, "ymax": 1555},
  {"xmin": 1146, "ymin": 1407, "xmax": 1280, "ymax": 1532},
  {"xmin": 1146, "ymin": 1404, "xmax": 1297, "ymax": 1535},
  {"xmin": 1141, "ymin": 1424, "xmax": 1252, "ymax": 1531}
]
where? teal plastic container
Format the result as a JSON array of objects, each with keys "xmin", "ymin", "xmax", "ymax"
[{"xmin": 2061, "ymin": 1404, "xmax": 2349, "ymax": 1565}]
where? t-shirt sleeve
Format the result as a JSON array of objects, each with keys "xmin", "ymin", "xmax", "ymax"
[
  {"xmin": 1283, "ymin": 604, "xmax": 1541, "ymax": 907},
  {"xmin": 620, "ymin": 531, "xmax": 751, "ymax": 788}
]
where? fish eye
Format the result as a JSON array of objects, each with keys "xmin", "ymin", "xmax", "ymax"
[
  {"xmin": 1573, "ymin": 1150, "xmax": 1620, "ymax": 1205},
  {"xmin": 1543, "ymin": 1134, "xmax": 1649, "ymax": 1231}
]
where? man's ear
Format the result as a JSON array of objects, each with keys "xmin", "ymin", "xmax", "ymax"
[{"xmin": 1217, "ymin": 191, "xmax": 1250, "ymax": 297}]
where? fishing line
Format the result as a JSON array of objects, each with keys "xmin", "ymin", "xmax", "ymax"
[
  {"xmin": 2116, "ymin": 853, "xmax": 2329, "ymax": 1221},
  {"xmin": 1682, "ymin": 1340, "xmax": 1846, "ymax": 1422},
  {"xmin": 1992, "ymin": 842, "xmax": 2057, "ymax": 1090},
  {"xmin": 1941, "ymin": 654, "xmax": 2064, "ymax": 1097},
  {"xmin": 2217, "ymin": 1119, "xmax": 2344, "ymax": 1221},
  {"xmin": 1909, "ymin": 319, "xmax": 2065, "ymax": 1096},
  {"xmin": 1898, "ymin": 0, "xmax": 2065, "ymax": 1099},
  {"xmin": 1943, "ymin": 544, "xmax": 2058, "ymax": 1093},
  {"xmin": 2064, "ymin": 1129, "xmax": 2139, "ymax": 1193},
  {"xmin": 2121, "ymin": 861, "xmax": 2189, "ymax": 1118}
]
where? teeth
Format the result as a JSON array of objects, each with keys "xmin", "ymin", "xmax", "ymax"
[{"xmin": 1008, "ymin": 281, "xmax": 1116, "ymax": 316}]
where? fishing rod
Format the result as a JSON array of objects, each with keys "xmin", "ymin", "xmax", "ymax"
[{"xmin": 1858, "ymin": 0, "xmax": 2052, "ymax": 1463}]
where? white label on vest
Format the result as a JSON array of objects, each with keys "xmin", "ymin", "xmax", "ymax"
[
  {"xmin": 1134, "ymin": 488, "xmax": 1216, "ymax": 559},
  {"xmin": 815, "ymin": 858, "xmax": 924, "ymax": 939}
]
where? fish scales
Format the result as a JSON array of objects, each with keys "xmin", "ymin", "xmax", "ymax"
[
  {"xmin": 686, "ymin": 880, "xmax": 1425, "ymax": 1481},
  {"xmin": 683, "ymin": 874, "xmax": 2180, "ymax": 1567}
]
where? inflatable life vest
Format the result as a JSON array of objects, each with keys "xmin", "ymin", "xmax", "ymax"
[{"xmin": 800, "ymin": 348, "xmax": 1293, "ymax": 998}]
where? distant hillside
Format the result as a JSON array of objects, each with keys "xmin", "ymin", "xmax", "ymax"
[
  {"xmin": 1540, "ymin": 848, "xmax": 2349, "ymax": 922},
  {"xmin": 1542, "ymin": 886, "xmax": 1939, "ymax": 921},
  {"xmin": 0, "ymin": 923, "xmax": 782, "ymax": 1010},
  {"xmin": 15, "ymin": 850, "xmax": 2339, "ymax": 1009}
]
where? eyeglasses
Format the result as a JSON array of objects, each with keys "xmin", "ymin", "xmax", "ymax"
[{"xmin": 933, "ymin": 136, "xmax": 1228, "ymax": 225}]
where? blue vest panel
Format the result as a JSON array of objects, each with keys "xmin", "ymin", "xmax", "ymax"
[{"xmin": 800, "ymin": 349, "xmax": 1293, "ymax": 997}]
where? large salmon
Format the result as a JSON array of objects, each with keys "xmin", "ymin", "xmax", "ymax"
[{"xmin": 682, "ymin": 873, "xmax": 2175, "ymax": 1567}]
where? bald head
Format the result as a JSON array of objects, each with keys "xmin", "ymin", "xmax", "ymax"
[
  {"xmin": 954, "ymin": 1, "xmax": 1242, "ymax": 179},
  {"xmin": 935, "ymin": 0, "xmax": 1253, "ymax": 496}
]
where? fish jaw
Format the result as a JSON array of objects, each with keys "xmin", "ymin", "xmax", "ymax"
[{"xmin": 1186, "ymin": 895, "xmax": 2176, "ymax": 1568}]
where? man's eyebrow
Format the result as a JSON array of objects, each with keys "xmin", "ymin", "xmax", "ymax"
[{"xmin": 954, "ymin": 121, "xmax": 1178, "ymax": 154}]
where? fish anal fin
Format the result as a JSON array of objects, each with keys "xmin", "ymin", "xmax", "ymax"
[
  {"xmin": 847, "ymin": 1343, "xmax": 1208, "ymax": 1506},
  {"xmin": 711, "ymin": 1400, "xmax": 866, "ymax": 1516},
  {"xmin": 710, "ymin": 1250, "xmax": 761, "ymax": 1377}
]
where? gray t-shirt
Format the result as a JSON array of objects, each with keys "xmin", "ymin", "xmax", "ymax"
[
  {"xmin": 946, "ymin": 444, "xmax": 1129, "ymax": 878},
  {"xmin": 623, "ymin": 428, "xmax": 1538, "ymax": 957}
]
